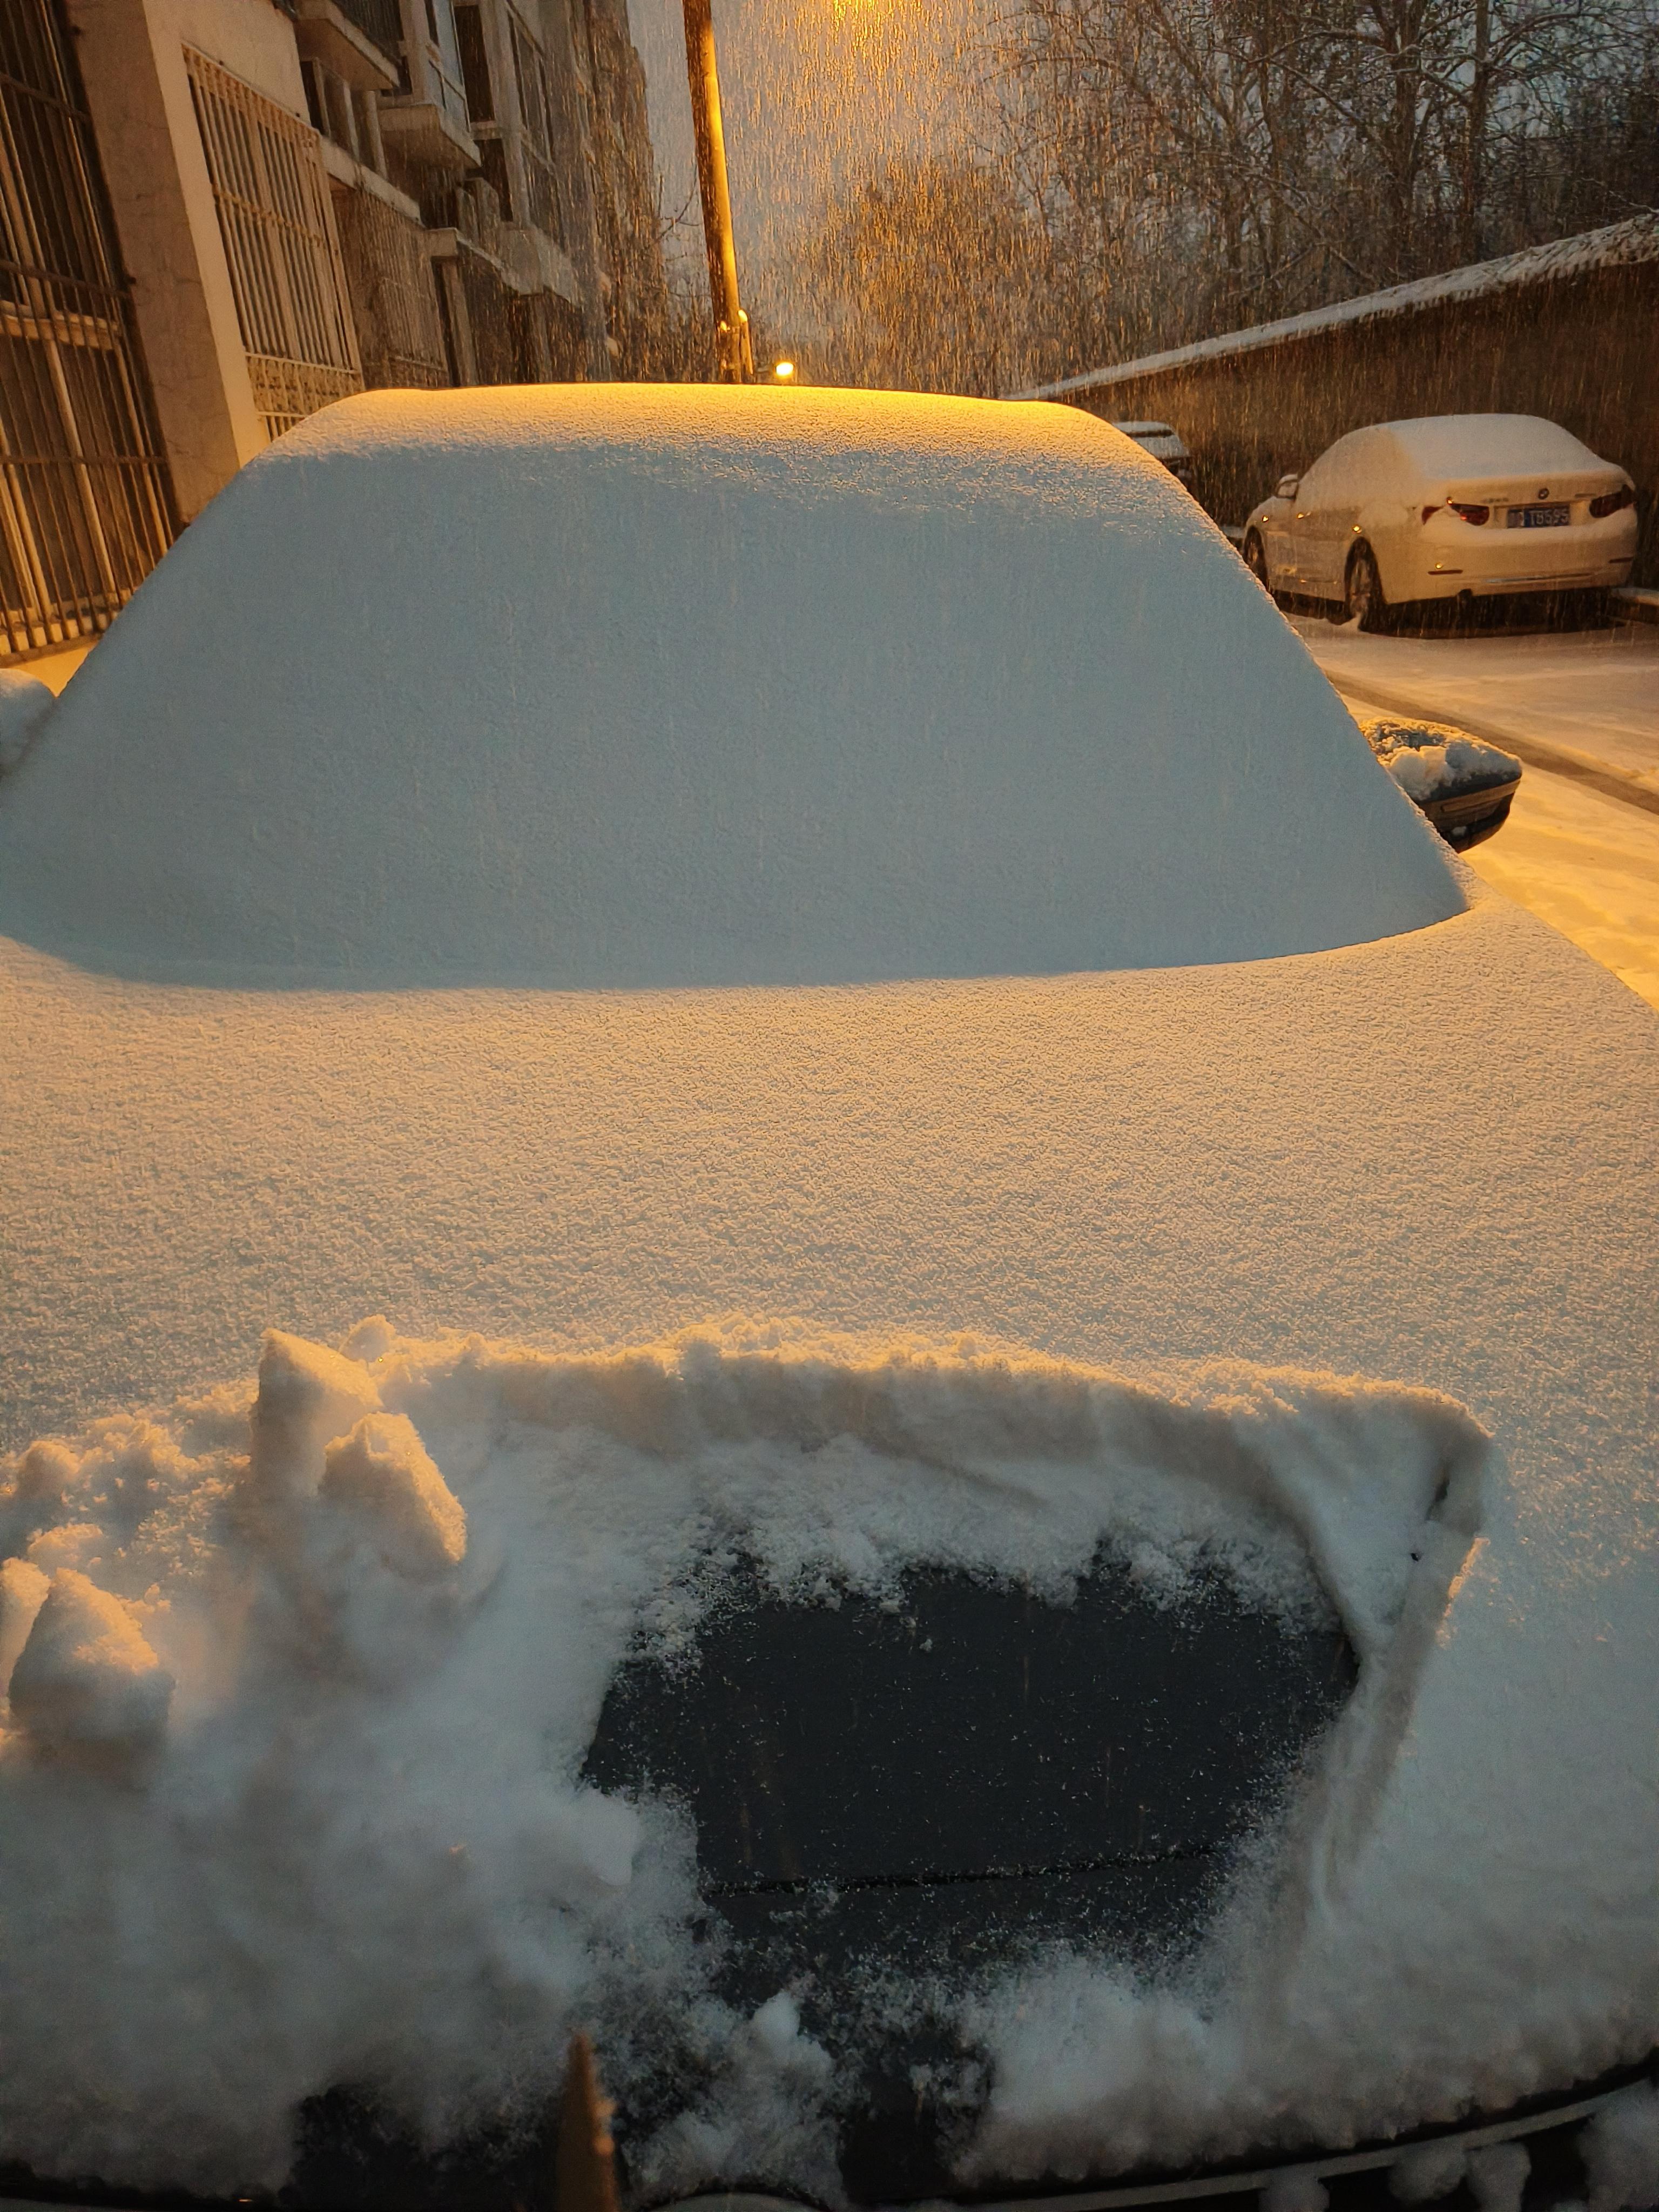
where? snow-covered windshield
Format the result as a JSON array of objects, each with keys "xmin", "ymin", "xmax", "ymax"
[{"xmin": 1381, "ymin": 415, "xmax": 1609, "ymax": 483}]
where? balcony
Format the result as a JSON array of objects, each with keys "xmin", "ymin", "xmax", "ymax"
[
  {"xmin": 293, "ymin": 0, "xmax": 400, "ymax": 91},
  {"xmin": 378, "ymin": 30, "xmax": 478, "ymax": 176}
]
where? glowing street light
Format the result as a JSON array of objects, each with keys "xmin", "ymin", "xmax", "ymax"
[
  {"xmin": 772, "ymin": 360, "xmax": 796, "ymax": 382},
  {"xmin": 682, "ymin": 0, "xmax": 753, "ymax": 383}
]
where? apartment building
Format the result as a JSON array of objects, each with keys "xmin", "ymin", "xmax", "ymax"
[{"xmin": 0, "ymin": 0, "xmax": 667, "ymax": 663}]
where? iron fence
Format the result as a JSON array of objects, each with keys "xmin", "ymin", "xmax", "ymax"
[{"xmin": 0, "ymin": 0, "xmax": 177, "ymax": 660}]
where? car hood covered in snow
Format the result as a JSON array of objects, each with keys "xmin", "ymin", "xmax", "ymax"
[{"xmin": 0, "ymin": 389, "xmax": 1653, "ymax": 2209}]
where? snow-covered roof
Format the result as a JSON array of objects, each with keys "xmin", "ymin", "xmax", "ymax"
[
  {"xmin": 0, "ymin": 385, "xmax": 1456, "ymax": 988},
  {"xmin": 1013, "ymin": 212, "xmax": 1659, "ymax": 401}
]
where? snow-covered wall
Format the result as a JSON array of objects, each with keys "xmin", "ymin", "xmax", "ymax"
[
  {"xmin": 0, "ymin": 385, "xmax": 1458, "ymax": 987},
  {"xmin": 1015, "ymin": 214, "xmax": 1659, "ymax": 402}
]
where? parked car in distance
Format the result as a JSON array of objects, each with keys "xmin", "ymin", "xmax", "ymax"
[
  {"xmin": 1109, "ymin": 417, "xmax": 1194, "ymax": 485},
  {"xmin": 1242, "ymin": 414, "xmax": 1638, "ymax": 629}
]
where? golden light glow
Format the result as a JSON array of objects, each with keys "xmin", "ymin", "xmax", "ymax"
[{"xmin": 772, "ymin": 360, "xmax": 796, "ymax": 380}]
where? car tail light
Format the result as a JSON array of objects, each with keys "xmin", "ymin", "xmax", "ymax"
[
  {"xmin": 1449, "ymin": 502, "xmax": 1491, "ymax": 525},
  {"xmin": 1421, "ymin": 504, "xmax": 1440, "ymax": 523},
  {"xmin": 1590, "ymin": 484, "xmax": 1635, "ymax": 518}
]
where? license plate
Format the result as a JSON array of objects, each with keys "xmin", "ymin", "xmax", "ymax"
[{"xmin": 1513, "ymin": 504, "xmax": 1570, "ymax": 528}]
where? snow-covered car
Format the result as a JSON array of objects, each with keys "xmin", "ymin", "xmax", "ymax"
[
  {"xmin": 1110, "ymin": 416, "xmax": 1195, "ymax": 484},
  {"xmin": 0, "ymin": 388, "xmax": 1655, "ymax": 2212},
  {"xmin": 1242, "ymin": 414, "xmax": 1638, "ymax": 629}
]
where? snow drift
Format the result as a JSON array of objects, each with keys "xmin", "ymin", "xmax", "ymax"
[{"xmin": 0, "ymin": 386, "xmax": 1459, "ymax": 988}]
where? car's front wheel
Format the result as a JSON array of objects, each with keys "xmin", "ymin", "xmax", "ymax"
[{"xmin": 1345, "ymin": 542, "xmax": 1392, "ymax": 633}]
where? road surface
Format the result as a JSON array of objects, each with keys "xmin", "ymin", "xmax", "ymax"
[{"xmin": 1297, "ymin": 612, "xmax": 1659, "ymax": 793}]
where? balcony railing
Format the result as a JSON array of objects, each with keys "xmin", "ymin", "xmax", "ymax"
[
  {"xmin": 332, "ymin": 0, "xmax": 403, "ymax": 65},
  {"xmin": 183, "ymin": 47, "xmax": 363, "ymax": 440}
]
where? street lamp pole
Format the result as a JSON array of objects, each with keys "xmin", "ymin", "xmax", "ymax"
[{"xmin": 682, "ymin": 0, "xmax": 753, "ymax": 382}]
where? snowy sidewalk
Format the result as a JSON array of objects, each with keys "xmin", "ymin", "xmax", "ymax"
[
  {"xmin": 1331, "ymin": 678, "xmax": 1659, "ymax": 1010},
  {"xmin": 1301, "ymin": 614, "xmax": 1659, "ymax": 1008},
  {"xmin": 1456, "ymin": 767, "xmax": 1659, "ymax": 1011},
  {"xmin": 1296, "ymin": 616, "xmax": 1659, "ymax": 805}
]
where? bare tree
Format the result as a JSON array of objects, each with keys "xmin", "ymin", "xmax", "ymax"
[
  {"xmin": 767, "ymin": 0, "xmax": 1655, "ymax": 394},
  {"xmin": 973, "ymin": 0, "xmax": 1656, "ymax": 361},
  {"xmin": 794, "ymin": 157, "xmax": 1060, "ymax": 394}
]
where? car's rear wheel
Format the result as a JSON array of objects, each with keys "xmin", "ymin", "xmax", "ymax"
[{"xmin": 1346, "ymin": 542, "xmax": 1392, "ymax": 633}]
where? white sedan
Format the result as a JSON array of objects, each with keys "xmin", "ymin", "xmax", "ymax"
[
  {"xmin": 0, "ymin": 387, "xmax": 1654, "ymax": 2212},
  {"xmin": 1243, "ymin": 413, "xmax": 1638, "ymax": 628}
]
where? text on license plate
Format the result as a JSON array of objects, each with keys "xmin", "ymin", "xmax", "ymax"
[{"xmin": 1513, "ymin": 504, "xmax": 1570, "ymax": 528}]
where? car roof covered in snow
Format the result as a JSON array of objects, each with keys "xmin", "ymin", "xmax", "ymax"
[
  {"xmin": 0, "ymin": 385, "xmax": 1455, "ymax": 989},
  {"xmin": 1374, "ymin": 413, "xmax": 1609, "ymax": 485}
]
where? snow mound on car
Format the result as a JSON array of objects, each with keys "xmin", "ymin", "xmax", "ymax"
[
  {"xmin": 1384, "ymin": 413, "xmax": 1609, "ymax": 482},
  {"xmin": 0, "ymin": 386, "xmax": 1458, "ymax": 988},
  {"xmin": 0, "ymin": 1318, "xmax": 1492, "ymax": 2197}
]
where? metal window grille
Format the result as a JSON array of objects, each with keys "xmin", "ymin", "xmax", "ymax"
[
  {"xmin": 333, "ymin": 185, "xmax": 448, "ymax": 389},
  {"xmin": 183, "ymin": 46, "xmax": 363, "ymax": 440},
  {"xmin": 0, "ymin": 0, "xmax": 177, "ymax": 660}
]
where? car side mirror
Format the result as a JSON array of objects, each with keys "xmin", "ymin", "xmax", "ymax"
[{"xmin": 1276, "ymin": 473, "xmax": 1301, "ymax": 500}]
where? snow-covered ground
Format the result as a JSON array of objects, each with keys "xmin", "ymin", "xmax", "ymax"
[
  {"xmin": 1453, "ymin": 763, "xmax": 1659, "ymax": 1010},
  {"xmin": 1294, "ymin": 612, "xmax": 1659, "ymax": 1011},
  {"xmin": 1298, "ymin": 614, "xmax": 1659, "ymax": 791},
  {"xmin": 15, "ymin": 640, "xmax": 91, "ymax": 697}
]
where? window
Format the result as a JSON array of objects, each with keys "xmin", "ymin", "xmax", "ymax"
[{"xmin": 451, "ymin": 2, "xmax": 493, "ymax": 122}]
